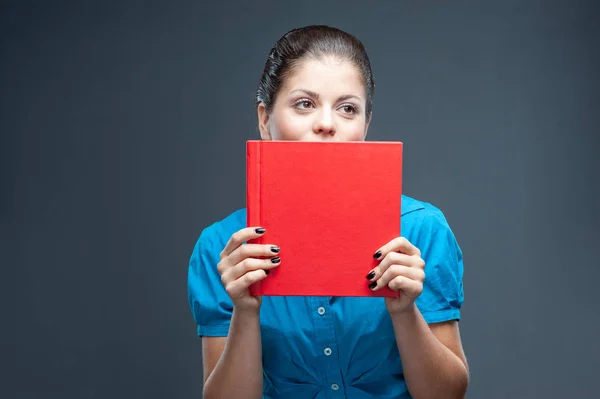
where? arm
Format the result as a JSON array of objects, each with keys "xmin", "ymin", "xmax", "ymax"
[
  {"xmin": 198, "ymin": 226, "xmax": 281, "ymax": 399},
  {"xmin": 391, "ymin": 306, "xmax": 469, "ymax": 399},
  {"xmin": 202, "ymin": 308, "xmax": 263, "ymax": 399},
  {"xmin": 368, "ymin": 235, "xmax": 468, "ymax": 398}
]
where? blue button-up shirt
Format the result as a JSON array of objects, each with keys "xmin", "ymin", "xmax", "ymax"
[{"xmin": 188, "ymin": 195, "xmax": 464, "ymax": 398}]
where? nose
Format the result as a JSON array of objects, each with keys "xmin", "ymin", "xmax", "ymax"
[{"xmin": 313, "ymin": 110, "xmax": 336, "ymax": 136}]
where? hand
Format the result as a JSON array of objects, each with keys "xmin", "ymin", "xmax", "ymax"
[
  {"xmin": 366, "ymin": 237, "xmax": 426, "ymax": 315},
  {"xmin": 217, "ymin": 227, "xmax": 281, "ymax": 312}
]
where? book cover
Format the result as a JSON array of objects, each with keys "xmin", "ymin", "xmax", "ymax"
[{"xmin": 246, "ymin": 140, "xmax": 402, "ymax": 297}]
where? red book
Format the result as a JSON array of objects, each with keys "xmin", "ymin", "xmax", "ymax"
[{"xmin": 246, "ymin": 140, "xmax": 402, "ymax": 297}]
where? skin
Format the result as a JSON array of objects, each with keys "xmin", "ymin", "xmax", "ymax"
[
  {"xmin": 202, "ymin": 56, "xmax": 469, "ymax": 399},
  {"xmin": 257, "ymin": 56, "xmax": 370, "ymax": 142}
]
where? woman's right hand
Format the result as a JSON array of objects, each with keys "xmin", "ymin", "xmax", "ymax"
[{"xmin": 217, "ymin": 227, "xmax": 281, "ymax": 312}]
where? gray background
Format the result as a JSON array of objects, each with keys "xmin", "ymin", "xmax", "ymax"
[{"xmin": 3, "ymin": 0, "xmax": 599, "ymax": 398}]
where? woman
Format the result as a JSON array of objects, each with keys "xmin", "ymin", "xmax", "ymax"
[{"xmin": 188, "ymin": 25, "xmax": 469, "ymax": 399}]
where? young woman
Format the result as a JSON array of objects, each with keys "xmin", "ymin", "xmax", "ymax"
[{"xmin": 188, "ymin": 25, "xmax": 469, "ymax": 399}]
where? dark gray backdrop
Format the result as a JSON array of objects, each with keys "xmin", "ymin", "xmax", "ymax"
[{"xmin": 4, "ymin": 1, "xmax": 599, "ymax": 398}]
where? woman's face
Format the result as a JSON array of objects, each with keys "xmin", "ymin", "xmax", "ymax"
[{"xmin": 258, "ymin": 57, "xmax": 370, "ymax": 142}]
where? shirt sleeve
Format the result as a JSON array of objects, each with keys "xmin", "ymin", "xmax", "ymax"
[
  {"xmin": 412, "ymin": 208, "xmax": 465, "ymax": 324},
  {"xmin": 187, "ymin": 227, "xmax": 233, "ymax": 337}
]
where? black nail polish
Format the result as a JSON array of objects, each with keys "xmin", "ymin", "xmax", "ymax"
[
  {"xmin": 373, "ymin": 250, "xmax": 382, "ymax": 259},
  {"xmin": 368, "ymin": 281, "xmax": 377, "ymax": 290},
  {"xmin": 271, "ymin": 246, "xmax": 280, "ymax": 253},
  {"xmin": 265, "ymin": 270, "xmax": 270, "ymax": 275},
  {"xmin": 366, "ymin": 271, "xmax": 376, "ymax": 280},
  {"xmin": 255, "ymin": 228, "xmax": 266, "ymax": 234},
  {"xmin": 271, "ymin": 257, "xmax": 280, "ymax": 263}
]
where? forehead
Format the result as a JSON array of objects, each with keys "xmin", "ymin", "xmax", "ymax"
[{"xmin": 281, "ymin": 57, "xmax": 365, "ymax": 96}]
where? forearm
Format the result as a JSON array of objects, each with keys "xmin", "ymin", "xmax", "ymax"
[
  {"xmin": 203, "ymin": 308, "xmax": 263, "ymax": 399},
  {"xmin": 391, "ymin": 304, "xmax": 469, "ymax": 399}
]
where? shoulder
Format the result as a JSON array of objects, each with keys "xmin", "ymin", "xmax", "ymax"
[
  {"xmin": 188, "ymin": 207, "xmax": 246, "ymax": 291},
  {"xmin": 404, "ymin": 195, "xmax": 465, "ymax": 320},
  {"xmin": 401, "ymin": 194, "xmax": 462, "ymax": 260},
  {"xmin": 188, "ymin": 209, "xmax": 244, "ymax": 335},
  {"xmin": 196, "ymin": 208, "xmax": 247, "ymax": 250},
  {"xmin": 189, "ymin": 208, "xmax": 247, "ymax": 268},
  {"xmin": 401, "ymin": 194, "xmax": 453, "ymax": 234}
]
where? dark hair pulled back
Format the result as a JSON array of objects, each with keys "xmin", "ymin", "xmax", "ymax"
[{"xmin": 256, "ymin": 25, "xmax": 375, "ymax": 118}]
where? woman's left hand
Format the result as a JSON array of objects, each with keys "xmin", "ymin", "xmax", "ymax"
[{"xmin": 366, "ymin": 237, "xmax": 426, "ymax": 315}]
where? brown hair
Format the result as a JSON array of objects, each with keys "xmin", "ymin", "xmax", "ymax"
[{"xmin": 256, "ymin": 25, "xmax": 375, "ymax": 119}]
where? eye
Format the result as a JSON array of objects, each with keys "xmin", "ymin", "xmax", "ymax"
[
  {"xmin": 294, "ymin": 99, "xmax": 314, "ymax": 110},
  {"xmin": 340, "ymin": 104, "xmax": 357, "ymax": 115}
]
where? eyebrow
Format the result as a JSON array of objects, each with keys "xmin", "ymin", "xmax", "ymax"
[{"xmin": 289, "ymin": 89, "xmax": 362, "ymax": 102}]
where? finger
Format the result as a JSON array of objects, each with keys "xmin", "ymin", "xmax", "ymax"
[
  {"xmin": 227, "ymin": 243, "xmax": 280, "ymax": 267},
  {"xmin": 369, "ymin": 265, "xmax": 425, "ymax": 291},
  {"xmin": 222, "ymin": 256, "xmax": 281, "ymax": 285},
  {"xmin": 220, "ymin": 227, "xmax": 266, "ymax": 259},
  {"xmin": 366, "ymin": 252, "xmax": 413, "ymax": 281},
  {"xmin": 388, "ymin": 275, "xmax": 423, "ymax": 297},
  {"xmin": 373, "ymin": 236, "xmax": 420, "ymax": 260},
  {"xmin": 218, "ymin": 243, "xmax": 279, "ymax": 275},
  {"xmin": 224, "ymin": 269, "xmax": 269, "ymax": 299}
]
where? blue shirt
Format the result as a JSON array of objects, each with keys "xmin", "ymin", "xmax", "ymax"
[{"xmin": 188, "ymin": 195, "xmax": 464, "ymax": 399}]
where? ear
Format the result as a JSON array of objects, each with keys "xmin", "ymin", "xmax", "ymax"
[{"xmin": 257, "ymin": 103, "xmax": 272, "ymax": 140}]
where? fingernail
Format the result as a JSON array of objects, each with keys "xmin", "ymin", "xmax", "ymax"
[
  {"xmin": 366, "ymin": 271, "xmax": 376, "ymax": 280},
  {"xmin": 271, "ymin": 246, "xmax": 280, "ymax": 253},
  {"xmin": 265, "ymin": 270, "xmax": 270, "ymax": 275},
  {"xmin": 271, "ymin": 257, "xmax": 281, "ymax": 264},
  {"xmin": 368, "ymin": 281, "xmax": 377, "ymax": 290},
  {"xmin": 373, "ymin": 250, "xmax": 382, "ymax": 259},
  {"xmin": 255, "ymin": 228, "xmax": 266, "ymax": 234}
]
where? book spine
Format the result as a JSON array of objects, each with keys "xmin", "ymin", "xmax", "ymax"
[
  {"xmin": 399, "ymin": 143, "xmax": 403, "ymax": 239},
  {"xmin": 246, "ymin": 141, "xmax": 262, "ymax": 295},
  {"xmin": 246, "ymin": 140, "xmax": 262, "ymax": 229}
]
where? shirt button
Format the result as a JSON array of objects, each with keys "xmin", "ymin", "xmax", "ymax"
[
  {"xmin": 324, "ymin": 347, "xmax": 332, "ymax": 356},
  {"xmin": 331, "ymin": 383, "xmax": 339, "ymax": 391},
  {"xmin": 317, "ymin": 306, "xmax": 325, "ymax": 315}
]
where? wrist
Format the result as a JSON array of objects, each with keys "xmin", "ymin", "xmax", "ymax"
[
  {"xmin": 233, "ymin": 306, "xmax": 261, "ymax": 319},
  {"xmin": 388, "ymin": 302, "xmax": 419, "ymax": 321}
]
